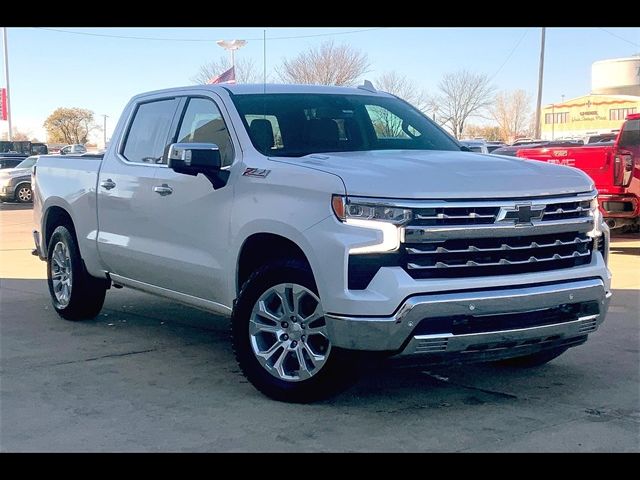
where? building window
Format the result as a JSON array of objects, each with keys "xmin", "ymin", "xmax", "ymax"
[
  {"xmin": 610, "ymin": 108, "xmax": 636, "ymax": 121},
  {"xmin": 545, "ymin": 112, "xmax": 568, "ymax": 124}
]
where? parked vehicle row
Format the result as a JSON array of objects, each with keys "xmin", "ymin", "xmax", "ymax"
[
  {"xmin": 32, "ymin": 83, "xmax": 611, "ymax": 402},
  {"xmin": 517, "ymin": 113, "xmax": 640, "ymax": 232},
  {"xmin": 0, "ymin": 155, "xmax": 38, "ymax": 203}
]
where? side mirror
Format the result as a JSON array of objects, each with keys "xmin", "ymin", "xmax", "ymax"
[{"xmin": 167, "ymin": 143, "xmax": 222, "ymax": 176}]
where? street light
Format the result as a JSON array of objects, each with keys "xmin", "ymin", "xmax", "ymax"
[
  {"xmin": 216, "ymin": 39, "xmax": 247, "ymax": 70},
  {"xmin": 101, "ymin": 114, "xmax": 109, "ymax": 148}
]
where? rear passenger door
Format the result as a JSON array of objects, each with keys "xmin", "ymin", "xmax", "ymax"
[{"xmin": 97, "ymin": 96, "xmax": 182, "ymax": 282}]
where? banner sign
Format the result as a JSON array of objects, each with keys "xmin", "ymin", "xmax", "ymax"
[{"xmin": 0, "ymin": 88, "xmax": 7, "ymax": 121}]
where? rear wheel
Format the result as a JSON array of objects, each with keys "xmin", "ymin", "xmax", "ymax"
[
  {"xmin": 232, "ymin": 259, "xmax": 359, "ymax": 403},
  {"xmin": 15, "ymin": 183, "xmax": 32, "ymax": 203},
  {"xmin": 47, "ymin": 225, "xmax": 107, "ymax": 321},
  {"xmin": 495, "ymin": 347, "xmax": 568, "ymax": 367}
]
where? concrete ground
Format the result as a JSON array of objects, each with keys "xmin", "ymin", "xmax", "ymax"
[{"xmin": 1, "ymin": 202, "xmax": 638, "ymax": 452}]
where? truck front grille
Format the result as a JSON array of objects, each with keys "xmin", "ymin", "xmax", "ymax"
[
  {"xmin": 347, "ymin": 192, "xmax": 598, "ymax": 289},
  {"xmin": 410, "ymin": 197, "xmax": 591, "ymax": 227},
  {"xmin": 404, "ymin": 232, "xmax": 592, "ymax": 279}
]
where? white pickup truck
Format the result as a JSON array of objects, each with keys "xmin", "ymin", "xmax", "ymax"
[{"xmin": 33, "ymin": 83, "xmax": 611, "ymax": 402}]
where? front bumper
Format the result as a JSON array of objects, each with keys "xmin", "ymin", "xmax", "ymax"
[
  {"xmin": 0, "ymin": 184, "xmax": 15, "ymax": 201},
  {"xmin": 325, "ymin": 278, "xmax": 610, "ymax": 357}
]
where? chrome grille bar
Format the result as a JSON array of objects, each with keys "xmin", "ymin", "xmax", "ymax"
[
  {"xmin": 407, "ymin": 250, "xmax": 591, "ymax": 270},
  {"xmin": 406, "ymin": 236, "xmax": 591, "ymax": 255},
  {"xmin": 404, "ymin": 216, "xmax": 594, "ymax": 241}
]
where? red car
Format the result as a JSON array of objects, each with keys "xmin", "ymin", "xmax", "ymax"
[{"xmin": 517, "ymin": 114, "xmax": 640, "ymax": 231}]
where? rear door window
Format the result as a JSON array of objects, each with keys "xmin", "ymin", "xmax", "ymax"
[{"xmin": 122, "ymin": 98, "xmax": 180, "ymax": 165}]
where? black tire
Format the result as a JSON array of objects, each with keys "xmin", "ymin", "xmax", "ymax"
[
  {"xmin": 47, "ymin": 225, "xmax": 107, "ymax": 321},
  {"xmin": 495, "ymin": 347, "xmax": 568, "ymax": 368},
  {"xmin": 232, "ymin": 259, "xmax": 359, "ymax": 403},
  {"xmin": 15, "ymin": 183, "xmax": 32, "ymax": 203}
]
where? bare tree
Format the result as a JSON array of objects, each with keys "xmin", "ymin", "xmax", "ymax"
[
  {"xmin": 462, "ymin": 124, "xmax": 502, "ymax": 141},
  {"xmin": 491, "ymin": 89, "xmax": 533, "ymax": 143},
  {"xmin": 11, "ymin": 127, "xmax": 32, "ymax": 141},
  {"xmin": 375, "ymin": 71, "xmax": 430, "ymax": 111},
  {"xmin": 369, "ymin": 72, "xmax": 431, "ymax": 138},
  {"xmin": 435, "ymin": 70, "xmax": 495, "ymax": 139},
  {"xmin": 277, "ymin": 41, "xmax": 370, "ymax": 86},
  {"xmin": 192, "ymin": 55, "xmax": 259, "ymax": 84}
]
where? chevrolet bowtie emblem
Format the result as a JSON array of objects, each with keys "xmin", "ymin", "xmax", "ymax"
[{"xmin": 497, "ymin": 204, "xmax": 545, "ymax": 225}]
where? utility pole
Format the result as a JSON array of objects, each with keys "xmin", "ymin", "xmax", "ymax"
[
  {"xmin": 2, "ymin": 28, "xmax": 12, "ymax": 141},
  {"xmin": 102, "ymin": 114, "xmax": 108, "ymax": 148},
  {"xmin": 534, "ymin": 27, "xmax": 546, "ymax": 140}
]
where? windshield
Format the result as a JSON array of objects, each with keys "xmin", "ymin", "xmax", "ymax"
[
  {"xmin": 15, "ymin": 156, "xmax": 37, "ymax": 169},
  {"xmin": 231, "ymin": 93, "xmax": 460, "ymax": 157}
]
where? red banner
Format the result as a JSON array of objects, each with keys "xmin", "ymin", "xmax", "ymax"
[{"xmin": 0, "ymin": 88, "xmax": 6, "ymax": 121}]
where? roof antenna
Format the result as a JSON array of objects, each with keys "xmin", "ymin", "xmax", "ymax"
[{"xmin": 358, "ymin": 79, "xmax": 377, "ymax": 93}]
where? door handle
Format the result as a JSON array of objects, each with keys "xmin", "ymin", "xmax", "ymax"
[
  {"xmin": 153, "ymin": 184, "xmax": 173, "ymax": 196},
  {"xmin": 100, "ymin": 179, "xmax": 116, "ymax": 190}
]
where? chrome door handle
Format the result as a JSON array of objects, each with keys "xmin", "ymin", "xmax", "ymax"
[
  {"xmin": 100, "ymin": 179, "xmax": 116, "ymax": 190},
  {"xmin": 153, "ymin": 184, "xmax": 173, "ymax": 196}
]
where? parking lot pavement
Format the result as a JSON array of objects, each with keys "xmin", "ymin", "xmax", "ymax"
[{"xmin": 1, "ymin": 205, "xmax": 638, "ymax": 452}]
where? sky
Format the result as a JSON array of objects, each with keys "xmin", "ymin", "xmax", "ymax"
[{"xmin": 1, "ymin": 26, "xmax": 639, "ymax": 143}]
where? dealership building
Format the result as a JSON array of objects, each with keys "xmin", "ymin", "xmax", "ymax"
[{"xmin": 541, "ymin": 57, "xmax": 640, "ymax": 140}]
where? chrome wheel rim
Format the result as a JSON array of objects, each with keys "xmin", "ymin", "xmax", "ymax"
[
  {"xmin": 17, "ymin": 186, "xmax": 31, "ymax": 202},
  {"xmin": 249, "ymin": 283, "xmax": 331, "ymax": 382},
  {"xmin": 51, "ymin": 241, "xmax": 72, "ymax": 307}
]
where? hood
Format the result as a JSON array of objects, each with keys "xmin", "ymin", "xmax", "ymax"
[
  {"xmin": 0, "ymin": 167, "xmax": 30, "ymax": 178},
  {"xmin": 277, "ymin": 150, "xmax": 593, "ymax": 199}
]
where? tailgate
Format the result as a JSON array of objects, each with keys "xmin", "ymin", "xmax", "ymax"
[{"xmin": 517, "ymin": 145, "xmax": 612, "ymax": 187}]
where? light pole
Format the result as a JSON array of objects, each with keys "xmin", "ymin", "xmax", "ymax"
[
  {"xmin": 216, "ymin": 39, "xmax": 247, "ymax": 71},
  {"xmin": 2, "ymin": 28, "xmax": 12, "ymax": 141},
  {"xmin": 102, "ymin": 114, "xmax": 109, "ymax": 148},
  {"xmin": 534, "ymin": 27, "xmax": 546, "ymax": 139}
]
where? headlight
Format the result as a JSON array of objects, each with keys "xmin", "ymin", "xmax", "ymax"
[
  {"xmin": 332, "ymin": 195, "xmax": 412, "ymax": 254},
  {"xmin": 587, "ymin": 196, "xmax": 603, "ymax": 238}
]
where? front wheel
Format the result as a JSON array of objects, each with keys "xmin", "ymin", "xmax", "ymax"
[
  {"xmin": 47, "ymin": 225, "xmax": 107, "ymax": 320},
  {"xmin": 232, "ymin": 259, "xmax": 359, "ymax": 403},
  {"xmin": 15, "ymin": 183, "xmax": 32, "ymax": 203}
]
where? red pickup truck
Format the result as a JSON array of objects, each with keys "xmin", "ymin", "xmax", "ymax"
[{"xmin": 517, "ymin": 114, "xmax": 640, "ymax": 231}]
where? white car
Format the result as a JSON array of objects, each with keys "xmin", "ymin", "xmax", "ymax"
[
  {"xmin": 459, "ymin": 139, "xmax": 489, "ymax": 154},
  {"xmin": 32, "ymin": 83, "xmax": 611, "ymax": 402},
  {"xmin": 59, "ymin": 144, "xmax": 87, "ymax": 155}
]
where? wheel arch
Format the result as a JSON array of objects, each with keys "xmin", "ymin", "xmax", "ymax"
[
  {"xmin": 236, "ymin": 232, "xmax": 313, "ymax": 296},
  {"xmin": 43, "ymin": 204, "xmax": 76, "ymax": 256}
]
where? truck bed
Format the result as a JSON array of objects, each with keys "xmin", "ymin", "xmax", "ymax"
[{"xmin": 33, "ymin": 154, "xmax": 103, "ymax": 271}]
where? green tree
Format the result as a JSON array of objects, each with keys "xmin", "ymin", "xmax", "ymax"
[{"xmin": 44, "ymin": 108, "xmax": 97, "ymax": 144}]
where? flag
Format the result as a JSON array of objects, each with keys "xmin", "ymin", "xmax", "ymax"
[{"xmin": 207, "ymin": 66, "xmax": 236, "ymax": 85}]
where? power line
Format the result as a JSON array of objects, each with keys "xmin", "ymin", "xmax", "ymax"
[
  {"xmin": 33, "ymin": 27, "xmax": 386, "ymax": 42},
  {"xmin": 489, "ymin": 28, "xmax": 530, "ymax": 81},
  {"xmin": 597, "ymin": 28, "xmax": 640, "ymax": 48}
]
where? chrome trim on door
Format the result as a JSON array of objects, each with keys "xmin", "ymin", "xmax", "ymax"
[
  {"xmin": 153, "ymin": 184, "xmax": 173, "ymax": 196},
  {"xmin": 100, "ymin": 179, "xmax": 116, "ymax": 190}
]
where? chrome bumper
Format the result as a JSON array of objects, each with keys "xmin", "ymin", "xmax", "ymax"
[{"xmin": 325, "ymin": 278, "xmax": 610, "ymax": 354}]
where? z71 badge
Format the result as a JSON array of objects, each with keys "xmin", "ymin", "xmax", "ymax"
[{"xmin": 243, "ymin": 168, "xmax": 271, "ymax": 178}]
